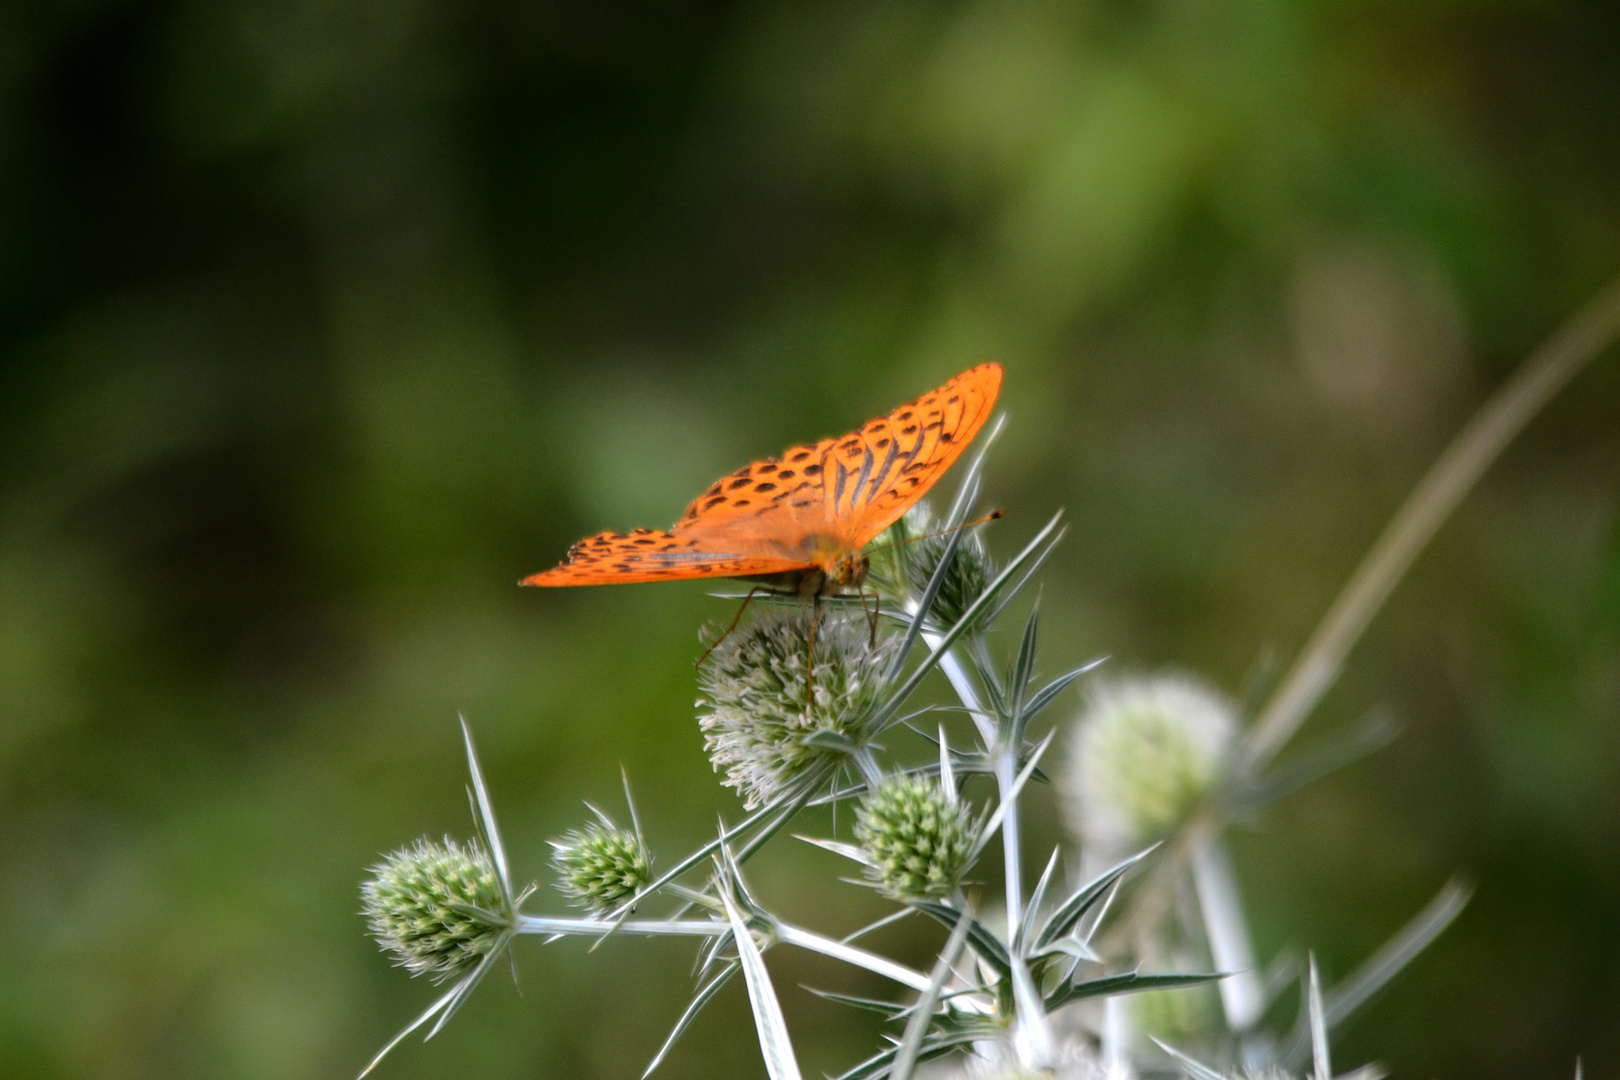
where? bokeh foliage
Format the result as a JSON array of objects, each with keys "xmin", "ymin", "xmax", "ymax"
[{"xmin": 1, "ymin": 1, "xmax": 1617, "ymax": 1077}]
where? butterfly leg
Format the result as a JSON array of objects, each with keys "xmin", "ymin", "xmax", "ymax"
[
  {"xmin": 858, "ymin": 589, "xmax": 881, "ymax": 649},
  {"xmin": 694, "ymin": 585, "xmax": 773, "ymax": 668}
]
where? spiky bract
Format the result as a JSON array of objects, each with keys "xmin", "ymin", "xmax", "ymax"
[
  {"xmin": 698, "ymin": 609, "xmax": 897, "ymax": 809},
  {"xmin": 361, "ymin": 837, "xmax": 508, "ymax": 984},
  {"xmin": 550, "ymin": 822, "xmax": 652, "ymax": 912},
  {"xmin": 854, "ymin": 773, "xmax": 977, "ymax": 900},
  {"xmin": 1064, "ymin": 673, "xmax": 1237, "ymax": 853}
]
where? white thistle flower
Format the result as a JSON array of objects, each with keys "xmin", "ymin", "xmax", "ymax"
[
  {"xmin": 697, "ymin": 608, "xmax": 897, "ymax": 809},
  {"xmin": 1063, "ymin": 673, "xmax": 1237, "ymax": 854}
]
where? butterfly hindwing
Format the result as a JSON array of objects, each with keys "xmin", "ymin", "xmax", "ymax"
[{"xmin": 521, "ymin": 530, "xmax": 804, "ymax": 586}]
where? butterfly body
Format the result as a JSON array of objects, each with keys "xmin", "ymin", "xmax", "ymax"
[{"xmin": 523, "ymin": 363, "xmax": 1002, "ymax": 591}]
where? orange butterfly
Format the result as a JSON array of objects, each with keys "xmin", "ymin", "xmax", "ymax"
[{"xmin": 523, "ymin": 363, "xmax": 1002, "ymax": 604}]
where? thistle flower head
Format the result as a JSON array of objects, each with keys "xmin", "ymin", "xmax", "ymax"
[
  {"xmin": 549, "ymin": 820, "xmax": 652, "ymax": 912},
  {"xmin": 698, "ymin": 609, "xmax": 896, "ymax": 809},
  {"xmin": 1063, "ymin": 673, "xmax": 1237, "ymax": 853},
  {"xmin": 1133, "ymin": 983, "xmax": 1218, "ymax": 1040},
  {"xmin": 950, "ymin": 1040, "xmax": 1105, "ymax": 1080},
  {"xmin": 873, "ymin": 503, "xmax": 996, "ymax": 629},
  {"xmin": 854, "ymin": 773, "xmax": 977, "ymax": 900},
  {"xmin": 361, "ymin": 836, "xmax": 509, "ymax": 984}
]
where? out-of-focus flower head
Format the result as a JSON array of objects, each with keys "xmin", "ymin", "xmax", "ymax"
[{"xmin": 1063, "ymin": 673, "xmax": 1237, "ymax": 853}]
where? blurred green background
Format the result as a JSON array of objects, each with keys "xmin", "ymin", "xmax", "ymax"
[{"xmin": 2, "ymin": 1, "xmax": 1618, "ymax": 1077}]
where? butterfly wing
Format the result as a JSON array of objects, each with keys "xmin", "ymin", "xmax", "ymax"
[
  {"xmin": 521, "ymin": 529, "xmax": 806, "ymax": 586},
  {"xmin": 524, "ymin": 363, "xmax": 1002, "ymax": 586},
  {"xmin": 832, "ymin": 362, "xmax": 1002, "ymax": 545}
]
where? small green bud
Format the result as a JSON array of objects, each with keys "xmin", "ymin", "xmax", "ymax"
[
  {"xmin": 550, "ymin": 822, "xmax": 652, "ymax": 912},
  {"xmin": 698, "ymin": 609, "xmax": 896, "ymax": 809},
  {"xmin": 361, "ymin": 837, "xmax": 508, "ymax": 984},
  {"xmin": 873, "ymin": 504, "xmax": 996, "ymax": 630},
  {"xmin": 855, "ymin": 774, "xmax": 977, "ymax": 900},
  {"xmin": 1064, "ymin": 674, "xmax": 1236, "ymax": 853}
]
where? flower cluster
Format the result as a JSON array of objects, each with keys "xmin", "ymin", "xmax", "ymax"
[
  {"xmin": 697, "ymin": 608, "xmax": 896, "ymax": 808},
  {"xmin": 361, "ymin": 837, "xmax": 508, "ymax": 984},
  {"xmin": 855, "ymin": 774, "xmax": 978, "ymax": 900},
  {"xmin": 549, "ymin": 822, "xmax": 652, "ymax": 912},
  {"xmin": 1065, "ymin": 673, "xmax": 1236, "ymax": 853}
]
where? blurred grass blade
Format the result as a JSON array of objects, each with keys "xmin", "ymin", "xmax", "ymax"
[
  {"xmin": 891, "ymin": 908, "xmax": 973, "ymax": 1080},
  {"xmin": 1324, "ymin": 878, "xmax": 1471, "ymax": 1030},
  {"xmin": 1242, "ymin": 272, "xmax": 1620, "ymax": 772},
  {"xmin": 1282, "ymin": 879, "xmax": 1471, "ymax": 1070}
]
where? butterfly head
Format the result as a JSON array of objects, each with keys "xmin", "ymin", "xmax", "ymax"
[{"xmin": 822, "ymin": 549, "xmax": 869, "ymax": 591}]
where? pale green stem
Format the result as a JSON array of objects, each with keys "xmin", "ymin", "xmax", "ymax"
[
  {"xmin": 775, "ymin": 923, "xmax": 932, "ymax": 992},
  {"xmin": 517, "ymin": 914, "xmax": 931, "ymax": 991},
  {"xmin": 1242, "ymin": 272, "xmax": 1620, "ymax": 772},
  {"xmin": 931, "ymin": 634, "xmax": 1055, "ymax": 1066},
  {"xmin": 1188, "ymin": 831, "xmax": 1264, "ymax": 1031},
  {"xmin": 517, "ymin": 914, "xmax": 726, "ymax": 936}
]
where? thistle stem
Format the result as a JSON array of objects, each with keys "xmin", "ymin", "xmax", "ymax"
[
  {"xmin": 517, "ymin": 914, "xmax": 726, "ymax": 937},
  {"xmin": 775, "ymin": 923, "xmax": 932, "ymax": 992},
  {"xmin": 515, "ymin": 915, "xmax": 932, "ymax": 991},
  {"xmin": 929, "ymin": 631, "xmax": 1054, "ymax": 1065}
]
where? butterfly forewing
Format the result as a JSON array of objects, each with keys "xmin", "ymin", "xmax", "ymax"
[
  {"xmin": 523, "ymin": 363, "xmax": 1002, "ymax": 586},
  {"xmin": 837, "ymin": 364, "xmax": 1002, "ymax": 545},
  {"xmin": 520, "ymin": 530, "xmax": 804, "ymax": 586}
]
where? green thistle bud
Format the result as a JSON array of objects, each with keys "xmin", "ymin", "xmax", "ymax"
[
  {"xmin": 549, "ymin": 822, "xmax": 652, "ymax": 912},
  {"xmin": 1063, "ymin": 674, "xmax": 1237, "ymax": 853},
  {"xmin": 361, "ymin": 837, "xmax": 509, "ymax": 984},
  {"xmin": 698, "ymin": 609, "xmax": 896, "ymax": 809},
  {"xmin": 854, "ymin": 774, "xmax": 977, "ymax": 900},
  {"xmin": 872, "ymin": 503, "xmax": 996, "ymax": 629}
]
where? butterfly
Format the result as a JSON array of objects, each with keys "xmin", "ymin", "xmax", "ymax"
[{"xmin": 522, "ymin": 363, "xmax": 1002, "ymax": 607}]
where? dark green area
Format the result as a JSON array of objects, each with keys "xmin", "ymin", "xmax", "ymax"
[{"xmin": 1, "ymin": 1, "xmax": 1617, "ymax": 1077}]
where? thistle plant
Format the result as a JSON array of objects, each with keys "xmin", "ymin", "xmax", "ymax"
[
  {"xmin": 352, "ymin": 277, "xmax": 1620, "ymax": 1080},
  {"xmin": 699, "ymin": 608, "xmax": 897, "ymax": 807},
  {"xmin": 550, "ymin": 816, "xmax": 652, "ymax": 912},
  {"xmin": 854, "ymin": 774, "xmax": 978, "ymax": 900},
  {"xmin": 362, "ymin": 837, "xmax": 509, "ymax": 984}
]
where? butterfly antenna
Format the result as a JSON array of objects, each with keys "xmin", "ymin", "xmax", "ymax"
[
  {"xmin": 694, "ymin": 585, "xmax": 769, "ymax": 669},
  {"xmin": 867, "ymin": 509, "xmax": 1004, "ymax": 554}
]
